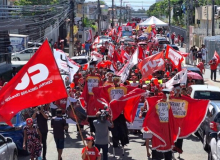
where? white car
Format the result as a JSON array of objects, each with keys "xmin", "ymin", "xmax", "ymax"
[
  {"xmin": 0, "ymin": 134, "xmax": 17, "ymax": 160},
  {"xmin": 71, "ymin": 55, "xmax": 90, "ymax": 66},
  {"xmin": 11, "ymin": 47, "xmax": 39, "ymax": 61},
  {"xmin": 209, "ymin": 132, "xmax": 220, "ymax": 160}
]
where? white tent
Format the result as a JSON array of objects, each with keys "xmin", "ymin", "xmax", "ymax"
[{"xmin": 139, "ymin": 16, "xmax": 168, "ymax": 26}]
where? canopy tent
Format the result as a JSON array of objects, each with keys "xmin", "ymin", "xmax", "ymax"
[{"xmin": 139, "ymin": 16, "xmax": 168, "ymax": 26}]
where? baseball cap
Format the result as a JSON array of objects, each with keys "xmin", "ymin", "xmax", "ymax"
[{"xmin": 85, "ymin": 136, "xmax": 94, "ymax": 141}]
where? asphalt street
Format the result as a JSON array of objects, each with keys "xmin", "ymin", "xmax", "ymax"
[{"xmin": 18, "ymin": 46, "xmax": 220, "ymax": 160}]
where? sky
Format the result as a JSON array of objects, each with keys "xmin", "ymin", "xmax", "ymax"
[{"xmin": 84, "ymin": 0, "xmax": 156, "ymax": 11}]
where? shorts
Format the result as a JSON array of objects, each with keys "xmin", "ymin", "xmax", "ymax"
[{"xmin": 54, "ymin": 138, "xmax": 64, "ymax": 149}]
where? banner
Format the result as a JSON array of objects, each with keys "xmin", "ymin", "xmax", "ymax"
[
  {"xmin": 108, "ymin": 43, "xmax": 115, "ymax": 57},
  {"xmin": 126, "ymin": 103, "xmax": 144, "ymax": 130},
  {"xmin": 117, "ymin": 48, "xmax": 138, "ymax": 82},
  {"xmin": 165, "ymin": 69, "xmax": 187, "ymax": 89},
  {"xmin": 53, "ymin": 49, "xmax": 80, "ymax": 83},
  {"xmin": 165, "ymin": 45, "xmax": 183, "ymax": 67},
  {"xmin": 91, "ymin": 51, "xmax": 103, "ymax": 62},
  {"xmin": 0, "ymin": 40, "xmax": 68, "ymax": 125},
  {"xmin": 138, "ymin": 52, "xmax": 165, "ymax": 80},
  {"xmin": 122, "ymin": 26, "xmax": 132, "ymax": 36}
]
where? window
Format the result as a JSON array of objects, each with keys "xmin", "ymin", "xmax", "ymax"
[
  {"xmin": 207, "ymin": 104, "xmax": 215, "ymax": 117},
  {"xmin": 24, "ymin": 49, "xmax": 33, "ymax": 54},
  {"xmin": 214, "ymin": 113, "xmax": 220, "ymax": 123},
  {"xmin": 72, "ymin": 59, "xmax": 87, "ymax": 65},
  {"xmin": 0, "ymin": 136, "xmax": 5, "ymax": 146},
  {"xmin": 194, "ymin": 91, "xmax": 220, "ymax": 100}
]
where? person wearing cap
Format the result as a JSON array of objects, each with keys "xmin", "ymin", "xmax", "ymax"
[
  {"xmin": 82, "ymin": 136, "xmax": 101, "ymax": 160},
  {"xmin": 51, "ymin": 109, "xmax": 68, "ymax": 160},
  {"xmin": 23, "ymin": 118, "xmax": 42, "ymax": 160},
  {"xmin": 103, "ymin": 70, "xmax": 114, "ymax": 86},
  {"xmin": 93, "ymin": 111, "xmax": 113, "ymax": 160},
  {"xmin": 209, "ymin": 57, "xmax": 218, "ymax": 81}
]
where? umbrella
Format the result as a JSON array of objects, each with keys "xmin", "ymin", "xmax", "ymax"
[{"xmin": 187, "ymin": 72, "xmax": 203, "ymax": 80}]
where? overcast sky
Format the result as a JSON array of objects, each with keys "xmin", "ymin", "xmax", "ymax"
[{"xmin": 84, "ymin": 0, "xmax": 156, "ymax": 10}]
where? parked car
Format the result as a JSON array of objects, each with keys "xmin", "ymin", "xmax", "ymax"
[
  {"xmin": 11, "ymin": 47, "xmax": 38, "ymax": 61},
  {"xmin": 183, "ymin": 66, "xmax": 204, "ymax": 84},
  {"xmin": 164, "ymin": 44, "xmax": 179, "ymax": 51},
  {"xmin": 71, "ymin": 55, "xmax": 90, "ymax": 67},
  {"xmin": 0, "ymin": 109, "xmax": 31, "ymax": 152},
  {"xmin": 0, "ymin": 134, "xmax": 17, "ymax": 160},
  {"xmin": 189, "ymin": 85, "xmax": 220, "ymax": 151},
  {"xmin": 209, "ymin": 132, "xmax": 220, "ymax": 160}
]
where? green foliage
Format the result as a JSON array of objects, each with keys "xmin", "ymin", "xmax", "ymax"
[
  {"xmin": 14, "ymin": 0, "xmax": 58, "ymax": 5},
  {"xmin": 100, "ymin": 1, "xmax": 106, "ymax": 5},
  {"xmin": 83, "ymin": 17, "xmax": 97, "ymax": 30}
]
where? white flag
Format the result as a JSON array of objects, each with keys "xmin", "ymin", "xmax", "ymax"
[
  {"xmin": 53, "ymin": 49, "xmax": 79, "ymax": 83},
  {"xmin": 165, "ymin": 69, "xmax": 187, "ymax": 89},
  {"xmin": 91, "ymin": 51, "xmax": 103, "ymax": 62},
  {"xmin": 117, "ymin": 48, "xmax": 138, "ymax": 83},
  {"xmin": 108, "ymin": 43, "xmax": 115, "ymax": 57}
]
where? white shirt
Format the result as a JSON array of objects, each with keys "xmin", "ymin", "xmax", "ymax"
[
  {"xmin": 50, "ymin": 102, "xmax": 58, "ymax": 109},
  {"xmin": 131, "ymin": 82, "xmax": 139, "ymax": 87},
  {"xmin": 201, "ymin": 48, "xmax": 208, "ymax": 60}
]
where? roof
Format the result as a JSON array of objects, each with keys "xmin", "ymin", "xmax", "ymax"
[
  {"xmin": 139, "ymin": 16, "xmax": 168, "ymax": 26},
  {"xmin": 190, "ymin": 85, "xmax": 220, "ymax": 92}
]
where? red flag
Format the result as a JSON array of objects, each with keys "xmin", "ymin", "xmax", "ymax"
[
  {"xmin": 93, "ymin": 85, "xmax": 145, "ymax": 121},
  {"xmin": 93, "ymin": 36, "xmax": 100, "ymax": 44},
  {"xmin": 138, "ymin": 46, "xmax": 144, "ymax": 61},
  {"xmin": 138, "ymin": 52, "xmax": 165, "ymax": 80},
  {"xmin": 0, "ymin": 40, "xmax": 68, "ymax": 125},
  {"xmin": 178, "ymin": 59, "xmax": 182, "ymax": 72},
  {"xmin": 87, "ymin": 29, "xmax": 93, "ymax": 42},
  {"xmin": 121, "ymin": 49, "xmax": 131, "ymax": 63},
  {"xmin": 143, "ymin": 96, "xmax": 209, "ymax": 151},
  {"xmin": 165, "ymin": 45, "xmax": 183, "ymax": 68},
  {"xmin": 112, "ymin": 50, "xmax": 123, "ymax": 63},
  {"xmin": 214, "ymin": 51, "xmax": 220, "ymax": 64}
]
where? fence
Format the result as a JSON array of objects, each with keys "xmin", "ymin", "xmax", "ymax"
[{"xmin": 170, "ymin": 25, "xmax": 187, "ymax": 42}]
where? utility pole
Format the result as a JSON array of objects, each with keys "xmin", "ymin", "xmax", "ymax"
[
  {"xmin": 207, "ymin": 5, "xmax": 209, "ymax": 36},
  {"xmin": 97, "ymin": 0, "xmax": 101, "ymax": 35},
  {"xmin": 69, "ymin": 0, "xmax": 74, "ymax": 57},
  {"xmin": 112, "ymin": 0, "xmax": 114, "ymax": 28},
  {"xmin": 120, "ymin": 0, "xmax": 122, "ymax": 26},
  {"xmin": 168, "ymin": 0, "xmax": 171, "ymax": 26},
  {"xmin": 82, "ymin": 1, "xmax": 85, "ymax": 43},
  {"xmin": 212, "ymin": 0, "xmax": 215, "ymax": 36}
]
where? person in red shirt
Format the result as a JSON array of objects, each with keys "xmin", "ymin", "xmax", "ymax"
[
  {"xmin": 100, "ymin": 44, "xmax": 106, "ymax": 56},
  {"xmin": 171, "ymin": 32, "xmax": 175, "ymax": 45},
  {"xmin": 81, "ymin": 136, "xmax": 101, "ymax": 160},
  {"xmin": 197, "ymin": 60, "xmax": 205, "ymax": 74},
  {"xmin": 209, "ymin": 57, "xmax": 218, "ymax": 81},
  {"xmin": 74, "ymin": 71, "xmax": 82, "ymax": 86}
]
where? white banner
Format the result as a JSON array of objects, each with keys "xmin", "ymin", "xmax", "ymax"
[
  {"xmin": 126, "ymin": 103, "xmax": 144, "ymax": 130},
  {"xmin": 53, "ymin": 49, "xmax": 79, "ymax": 83},
  {"xmin": 108, "ymin": 44, "xmax": 115, "ymax": 57},
  {"xmin": 165, "ymin": 69, "xmax": 187, "ymax": 89},
  {"xmin": 91, "ymin": 51, "xmax": 103, "ymax": 62},
  {"xmin": 117, "ymin": 48, "xmax": 138, "ymax": 83}
]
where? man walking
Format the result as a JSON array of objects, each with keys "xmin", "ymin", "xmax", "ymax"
[
  {"xmin": 51, "ymin": 109, "xmax": 68, "ymax": 160},
  {"xmin": 201, "ymin": 44, "xmax": 208, "ymax": 64},
  {"xmin": 85, "ymin": 41, "xmax": 91, "ymax": 56},
  {"xmin": 32, "ymin": 105, "xmax": 49, "ymax": 160},
  {"xmin": 93, "ymin": 111, "xmax": 114, "ymax": 160},
  {"xmin": 209, "ymin": 57, "xmax": 218, "ymax": 81}
]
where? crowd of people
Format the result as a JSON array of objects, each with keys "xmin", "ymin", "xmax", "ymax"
[{"xmin": 1, "ymin": 23, "xmax": 218, "ymax": 160}]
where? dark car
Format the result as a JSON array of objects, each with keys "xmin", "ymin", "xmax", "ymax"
[
  {"xmin": 182, "ymin": 66, "xmax": 204, "ymax": 84},
  {"xmin": 0, "ymin": 109, "xmax": 31, "ymax": 152},
  {"xmin": 164, "ymin": 44, "xmax": 179, "ymax": 51}
]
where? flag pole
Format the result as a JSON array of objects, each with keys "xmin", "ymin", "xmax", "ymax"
[{"xmin": 68, "ymin": 99, "xmax": 91, "ymax": 160}]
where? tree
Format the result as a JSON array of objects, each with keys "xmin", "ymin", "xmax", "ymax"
[
  {"xmin": 83, "ymin": 17, "xmax": 97, "ymax": 30},
  {"xmin": 14, "ymin": 0, "xmax": 58, "ymax": 5}
]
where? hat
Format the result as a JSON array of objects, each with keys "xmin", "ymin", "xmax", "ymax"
[
  {"xmin": 162, "ymin": 88, "xmax": 172, "ymax": 94},
  {"xmin": 26, "ymin": 118, "xmax": 33, "ymax": 125},
  {"xmin": 173, "ymin": 83, "xmax": 181, "ymax": 88},
  {"xmin": 85, "ymin": 136, "xmax": 94, "ymax": 141}
]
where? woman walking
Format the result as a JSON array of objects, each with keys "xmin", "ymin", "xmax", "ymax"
[{"xmin": 23, "ymin": 118, "xmax": 42, "ymax": 160}]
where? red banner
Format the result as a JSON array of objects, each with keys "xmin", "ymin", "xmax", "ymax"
[
  {"xmin": 165, "ymin": 45, "xmax": 183, "ymax": 67},
  {"xmin": 143, "ymin": 96, "xmax": 209, "ymax": 151},
  {"xmin": 0, "ymin": 40, "xmax": 68, "ymax": 125},
  {"xmin": 138, "ymin": 52, "xmax": 165, "ymax": 80}
]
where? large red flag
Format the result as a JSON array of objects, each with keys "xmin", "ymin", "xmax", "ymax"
[
  {"xmin": 93, "ymin": 85, "xmax": 145, "ymax": 121},
  {"xmin": 165, "ymin": 45, "xmax": 184, "ymax": 68},
  {"xmin": 143, "ymin": 96, "xmax": 209, "ymax": 151},
  {"xmin": 214, "ymin": 51, "xmax": 220, "ymax": 64},
  {"xmin": 112, "ymin": 50, "xmax": 123, "ymax": 63},
  {"xmin": 138, "ymin": 52, "xmax": 165, "ymax": 80},
  {"xmin": 0, "ymin": 40, "xmax": 68, "ymax": 125}
]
